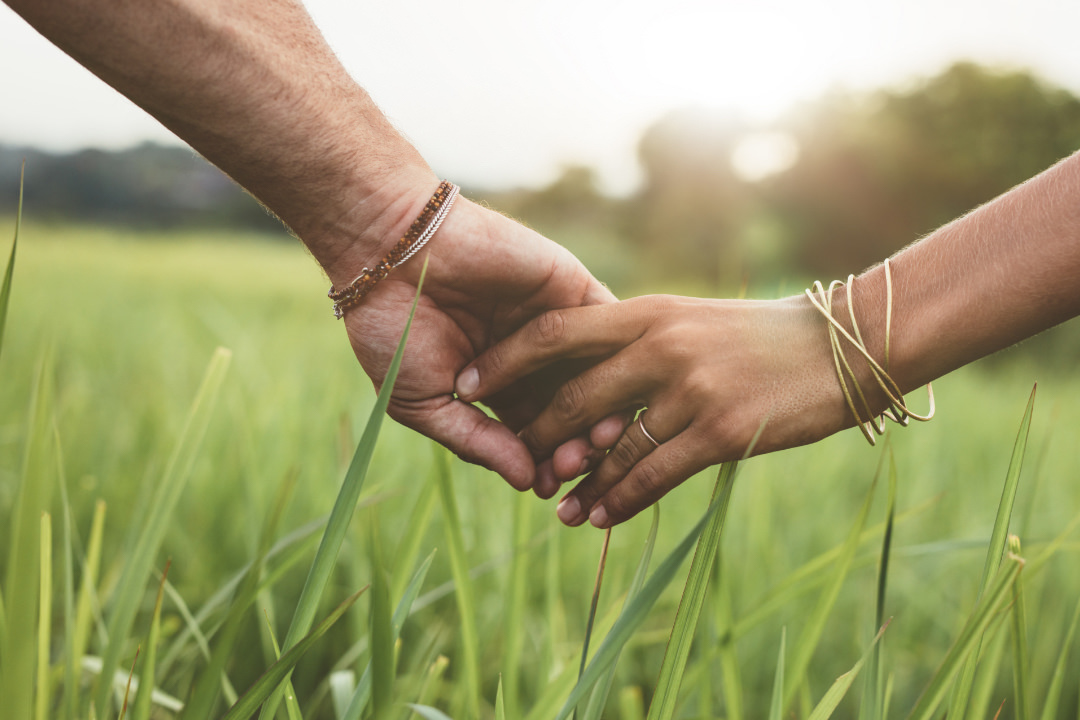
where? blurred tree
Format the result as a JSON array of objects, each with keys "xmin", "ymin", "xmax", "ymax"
[
  {"xmin": 513, "ymin": 165, "xmax": 613, "ymax": 230},
  {"xmin": 632, "ymin": 109, "xmax": 751, "ymax": 291},
  {"xmin": 0, "ymin": 142, "xmax": 286, "ymax": 233},
  {"xmin": 766, "ymin": 62, "xmax": 1080, "ymax": 277}
]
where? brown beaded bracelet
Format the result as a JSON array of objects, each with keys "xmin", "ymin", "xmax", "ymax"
[{"xmin": 329, "ymin": 180, "xmax": 460, "ymax": 318}]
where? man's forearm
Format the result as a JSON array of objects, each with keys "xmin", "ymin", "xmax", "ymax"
[{"xmin": 6, "ymin": 0, "xmax": 436, "ymax": 282}]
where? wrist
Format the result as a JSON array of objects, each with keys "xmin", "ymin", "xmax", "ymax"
[{"xmin": 303, "ymin": 164, "xmax": 442, "ymax": 290}]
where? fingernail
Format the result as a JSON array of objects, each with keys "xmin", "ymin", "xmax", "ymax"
[
  {"xmin": 577, "ymin": 458, "xmax": 590, "ymax": 476},
  {"xmin": 557, "ymin": 495, "xmax": 582, "ymax": 526},
  {"xmin": 589, "ymin": 504, "xmax": 609, "ymax": 529},
  {"xmin": 456, "ymin": 367, "xmax": 479, "ymax": 397}
]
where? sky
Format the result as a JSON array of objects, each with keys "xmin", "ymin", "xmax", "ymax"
[{"xmin": 2, "ymin": 0, "xmax": 1079, "ymax": 194}]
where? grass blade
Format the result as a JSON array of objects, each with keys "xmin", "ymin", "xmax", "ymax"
[
  {"xmin": 221, "ymin": 588, "xmax": 367, "ymax": 720},
  {"xmin": 156, "ymin": 517, "xmax": 323, "ymax": 679},
  {"xmin": 968, "ymin": 618, "xmax": 1009, "ymax": 720},
  {"xmin": 554, "ymin": 488, "xmax": 731, "ymax": 720},
  {"xmin": 330, "ymin": 671, "xmax": 356, "ymax": 720},
  {"xmin": 577, "ymin": 528, "xmax": 613, "ymax": 707},
  {"xmin": 0, "ymin": 575, "xmax": 5, "ymax": 658},
  {"xmin": 524, "ymin": 656, "xmax": 579, "ymax": 720},
  {"xmin": 503, "ymin": 491, "xmax": 531, "ymax": 719},
  {"xmin": 132, "ymin": 561, "xmax": 171, "ymax": 720},
  {"xmin": 784, "ymin": 453, "xmax": 881, "ymax": 711},
  {"xmin": 181, "ymin": 470, "xmax": 297, "ymax": 719},
  {"xmin": 391, "ymin": 478, "xmax": 437, "ymax": 604},
  {"xmin": 368, "ymin": 514, "xmax": 395, "ymax": 720},
  {"xmin": 0, "ymin": 160, "xmax": 23, "ymax": 362},
  {"xmin": 947, "ymin": 384, "xmax": 1036, "ymax": 720},
  {"xmin": 906, "ymin": 555, "xmax": 1025, "ymax": 720},
  {"xmin": 1008, "ymin": 535, "xmax": 1029, "ymax": 720},
  {"xmin": 496, "ymin": 675, "xmax": 506, "ymax": 720},
  {"xmin": 648, "ymin": 461, "xmax": 738, "ymax": 720},
  {"xmin": 73, "ymin": 500, "xmax": 107, "ymax": 678},
  {"xmin": 93, "ymin": 347, "xmax": 231, "ymax": 718},
  {"xmin": 260, "ymin": 260, "xmax": 427, "ymax": 720},
  {"xmin": 55, "ymin": 427, "xmax": 80, "ymax": 720},
  {"xmin": 407, "ymin": 704, "xmax": 456, "ymax": 720},
  {"xmin": 861, "ymin": 446, "xmax": 897, "ymax": 720},
  {"xmin": 119, "ymin": 647, "xmax": 141, "ymax": 720},
  {"xmin": 582, "ymin": 505, "xmax": 660, "ymax": 720},
  {"xmin": 1, "ymin": 348, "xmax": 56, "ymax": 720},
  {"xmin": 1039, "ymin": 593, "xmax": 1080, "ymax": 720},
  {"xmin": 342, "ymin": 550, "xmax": 437, "ymax": 720},
  {"xmin": 433, "ymin": 447, "xmax": 482, "ymax": 720},
  {"xmin": 730, "ymin": 495, "xmax": 938, "ymax": 643},
  {"xmin": 715, "ymin": 550, "xmax": 743, "ymax": 720},
  {"xmin": 36, "ymin": 512, "xmax": 53, "ymax": 720},
  {"xmin": 807, "ymin": 623, "xmax": 888, "ymax": 720},
  {"xmin": 768, "ymin": 628, "xmax": 786, "ymax": 720},
  {"xmin": 543, "ymin": 517, "xmax": 568, "ymax": 684},
  {"xmin": 260, "ymin": 611, "xmax": 303, "ymax": 720}
]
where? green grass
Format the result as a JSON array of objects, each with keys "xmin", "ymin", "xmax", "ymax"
[{"xmin": 2, "ymin": 221, "xmax": 1080, "ymax": 718}]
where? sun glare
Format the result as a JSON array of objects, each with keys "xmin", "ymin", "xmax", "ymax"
[{"xmin": 731, "ymin": 131, "xmax": 800, "ymax": 182}]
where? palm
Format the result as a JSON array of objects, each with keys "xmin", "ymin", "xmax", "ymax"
[{"xmin": 343, "ymin": 199, "xmax": 613, "ymax": 488}]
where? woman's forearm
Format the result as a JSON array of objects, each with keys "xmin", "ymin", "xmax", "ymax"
[
  {"xmin": 5, "ymin": 0, "xmax": 437, "ymax": 284},
  {"xmin": 846, "ymin": 150, "xmax": 1080, "ymax": 404}
]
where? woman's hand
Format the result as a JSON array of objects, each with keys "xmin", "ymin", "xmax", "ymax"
[{"xmin": 455, "ymin": 294, "xmax": 856, "ymax": 528}]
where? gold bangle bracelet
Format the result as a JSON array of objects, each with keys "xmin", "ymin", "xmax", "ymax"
[{"xmin": 805, "ymin": 258, "xmax": 935, "ymax": 446}]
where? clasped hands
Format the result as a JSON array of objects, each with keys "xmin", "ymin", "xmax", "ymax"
[{"xmin": 347, "ymin": 195, "xmax": 853, "ymax": 530}]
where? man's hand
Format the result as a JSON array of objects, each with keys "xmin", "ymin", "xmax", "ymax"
[{"xmin": 340, "ymin": 193, "xmax": 619, "ymax": 491}]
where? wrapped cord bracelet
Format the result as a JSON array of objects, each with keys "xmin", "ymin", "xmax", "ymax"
[
  {"xmin": 329, "ymin": 180, "xmax": 460, "ymax": 318},
  {"xmin": 805, "ymin": 258, "xmax": 935, "ymax": 446}
]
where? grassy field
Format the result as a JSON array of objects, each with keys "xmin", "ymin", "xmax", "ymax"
[{"xmin": 2, "ymin": 221, "xmax": 1079, "ymax": 719}]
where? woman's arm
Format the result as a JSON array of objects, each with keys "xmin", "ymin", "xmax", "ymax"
[{"xmin": 456, "ymin": 151, "xmax": 1080, "ymax": 527}]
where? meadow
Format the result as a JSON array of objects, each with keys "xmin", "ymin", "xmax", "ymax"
[{"xmin": 1, "ymin": 221, "xmax": 1079, "ymax": 719}]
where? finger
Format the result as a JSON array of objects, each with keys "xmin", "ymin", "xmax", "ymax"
[
  {"xmin": 534, "ymin": 459, "xmax": 560, "ymax": 499},
  {"xmin": 590, "ymin": 409, "xmax": 638, "ymax": 450},
  {"xmin": 552, "ymin": 437, "xmax": 594, "ymax": 481},
  {"xmin": 556, "ymin": 408, "xmax": 687, "ymax": 526},
  {"xmin": 390, "ymin": 396, "xmax": 536, "ymax": 491},
  {"xmin": 455, "ymin": 300, "xmax": 652, "ymax": 402},
  {"xmin": 518, "ymin": 350, "xmax": 655, "ymax": 460},
  {"xmin": 588, "ymin": 431, "xmax": 713, "ymax": 528},
  {"xmin": 581, "ymin": 278, "xmax": 618, "ymax": 306},
  {"xmin": 551, "ymin": 410, "xmax": 636, "ymax": 483}
]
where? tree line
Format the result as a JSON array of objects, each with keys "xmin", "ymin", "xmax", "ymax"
[{"xmin": 4, "ymin": 62, "xmax": 1080, "ymax": 294}]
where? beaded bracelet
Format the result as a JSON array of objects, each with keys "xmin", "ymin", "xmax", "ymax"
[
  {"xmin": 805, "ymin": 258, "xmax": 935, "ymax": 446},
  {"xmin": 329, "ymin": 180, "xmax": 460, "ymax": 318}
]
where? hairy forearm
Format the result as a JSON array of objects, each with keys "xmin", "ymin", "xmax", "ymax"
[
  {"xmin": 6, "ymin": 0, "xmax": 435, "ymax": 281},
  {"xmin": 846, "ymin": 150, "xmax": 1080, "ymax": 399}
]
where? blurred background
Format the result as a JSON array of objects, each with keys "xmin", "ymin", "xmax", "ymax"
[
  {"xmin": 2, "ymin": 0, "xmax": 1080, "ymax": 363},
  {"xmin": 3, "ymin": 5, "xmax": 1080, "ymax": 715}
]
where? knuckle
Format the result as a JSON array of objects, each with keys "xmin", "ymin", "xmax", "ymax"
[
  {"xmin": 518, "ymin": 425, "xmax": 546, "ymax": 457},
  {"xmin": 633, "ymin": 461, "xmax": 666, "ymax": 496},
  {"xmin": 533, "ymin": 309, "xmax": 569, "ymax": 349},
  {"xmin": 609, "ymin": 435, "xmax": 642, "ymax": 470},
  {"xmin": 551, "ymin": 377, "xmax": 588, "ymax": 423},
  {"xmin": 603, "ymin": 485, "xmax": 638, "ymax": 521},
  {"xmin": 482, "ymin": 342, "xmax": 506, "ymax": 376},
  {"xmin": 684, "ymin": 369, "xmax": 719, "ymax": 399}
]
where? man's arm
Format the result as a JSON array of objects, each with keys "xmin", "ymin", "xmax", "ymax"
[
  {"xmin": 6, "ymin": 0, "xmax": 431, "ymax": 282},
  {"xmin": 5, "ymin": 0, "xmax": 621, "ymax": 488}
]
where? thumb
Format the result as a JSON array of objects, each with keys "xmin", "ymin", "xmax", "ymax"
[{"xmin": 390, "ymin": 397, "xmax": 537, "ymax": 490}]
